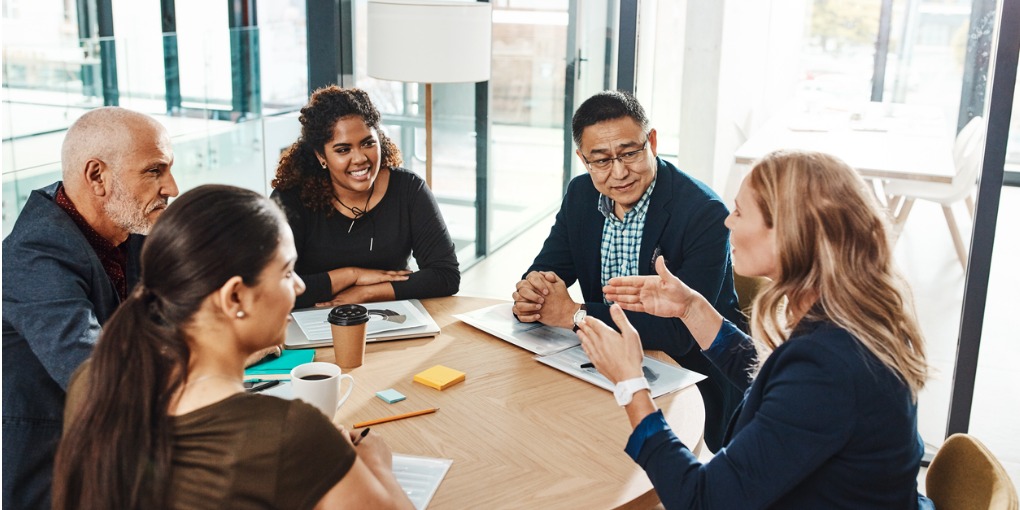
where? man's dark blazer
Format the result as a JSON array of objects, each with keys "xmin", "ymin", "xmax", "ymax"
[
  {"xmin": 526, "ymin": 157, "xmax": 744, "ymax": 450},
  {"xmin": 2, "ymin": 182, "xmax": 142, "ymax": 509}
]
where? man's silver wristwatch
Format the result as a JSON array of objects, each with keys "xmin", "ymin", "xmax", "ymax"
[
  {"xmin": 571, "ymin": 304, "xmax": 587, "ymax": 332},
  {"xmin": 613, "ymin": 377, "xmax": 651, "ymax": 406}
]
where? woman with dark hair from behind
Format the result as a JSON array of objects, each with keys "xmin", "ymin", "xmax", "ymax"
[
  {"xmin": 53, "ymin": 185, "xmax": 414, "ymax": 510},
  {"xmin": 272, "ymin": 85, "xmax": 460, "ymax": 309},
  {"xmin": 577, "ymin": 151, "xmax": 934, "ymax": 508}
]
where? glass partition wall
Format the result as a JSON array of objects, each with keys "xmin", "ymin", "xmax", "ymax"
[
  {"xmin": 2, "ymin": 0, "xmax": 310, "ymax": 237},
  {"xmin": 3, "ymin": 0, "xmax": 611, "ymax": 271}
]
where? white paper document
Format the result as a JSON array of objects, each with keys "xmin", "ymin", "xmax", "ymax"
[
  {"xmin": 291, "ymin": 300, "xmax": 430, "ymax": 341},
  {"xmin": 454, "ymin": 303, "xmax": 580, "ymax": 356},
  {"xmin": 536, "ymin": 345, "xmax": 707, "ymax": 398},
  {"xmin": 393, "ymin": 454, "xmax": 452, "ymax": 510}
]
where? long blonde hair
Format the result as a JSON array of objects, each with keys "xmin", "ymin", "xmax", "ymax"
[{"xmin": 747, "ymin": 150, "xmax": 928, "ymax": 397}]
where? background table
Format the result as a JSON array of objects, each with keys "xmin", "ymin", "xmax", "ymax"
[
  {"xmin": 732, "ymin": 103, "xmax": 956, "ymax": 184},
  {"xmin": 312, "ymin": 296, "xmax": 705, "ymax": 509}
]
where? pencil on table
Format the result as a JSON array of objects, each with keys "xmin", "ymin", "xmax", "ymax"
[{"xmin": 353, "ymin": 407, "xmax": 439, "ymax": 428}]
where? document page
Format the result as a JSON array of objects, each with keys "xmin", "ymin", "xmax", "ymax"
[
  {"xmin": 393, "ymin": 454, "xmax": 452, "ymax": 510},
  {"xmin": 454, "ymin": 303, "xmax": 580, "ymax": 356},
  {"xmin": 536, "ymin": 345, "xmax": 706, "ymax": 398},
  {"xmin": 292, "ymin": 300, "xmax": 429, "ymax": 341}
]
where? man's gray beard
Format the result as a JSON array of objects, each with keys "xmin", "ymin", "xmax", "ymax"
[{"xmin": 104, "ymin": 181, "xmax": 160, "ymax": 235}]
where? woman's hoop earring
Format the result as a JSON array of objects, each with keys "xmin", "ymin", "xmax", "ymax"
[{"xmin": 320, "ymin": 161, "xmax": 327, "ymax": 169}]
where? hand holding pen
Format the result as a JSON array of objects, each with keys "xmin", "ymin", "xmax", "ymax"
[
  {"xmin": 353, "ymin": 427, "xmax": 370, "ymax": 446},
  {"xmin": 349, "ymin": 427, "xmax": 395, "ymax": 471}
]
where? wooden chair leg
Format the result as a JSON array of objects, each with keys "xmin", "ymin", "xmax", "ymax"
[
  {"xmin": 888, "ymin": 194, "xmax": 902, "ymax": 212},
  {"xmin": 890, "ymin": 197, "xmax": 915, "ymax": 243},
  {"xmin": 867, "ymin": 178, "xmax": 886, "ymax": 208},
  {"xmin": 965, "ymin": 195, "xmax": 975, "ymax": 218},
  {"xmin": 942, "ymin": 205, "xmax": 968, "ymax": 269}
]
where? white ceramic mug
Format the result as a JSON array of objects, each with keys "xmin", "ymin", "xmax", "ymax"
[{"xmin": 290, "ymin": 362, "xmax": 354, "ymax": 419}]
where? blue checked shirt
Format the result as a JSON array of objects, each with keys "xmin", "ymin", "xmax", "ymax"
[{"xmin": 598, "ymin": 175, "xmax": 657, "ymax": 302}]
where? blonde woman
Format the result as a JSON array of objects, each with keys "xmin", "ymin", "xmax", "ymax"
[{"xmin": 577, "ymin": 150, "xmax": 933, "ymax": 509}]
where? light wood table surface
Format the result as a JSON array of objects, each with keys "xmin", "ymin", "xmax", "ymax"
[{"xmin": 312, "ymin": 296, "xmax": 705, "ymax": 510}]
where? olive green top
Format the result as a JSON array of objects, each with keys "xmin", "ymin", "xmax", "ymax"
[{"xmin": 65, "ymin": 369, "xmax": 355, "ymax": 509}]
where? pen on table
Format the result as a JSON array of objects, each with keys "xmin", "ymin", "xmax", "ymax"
[
  {"xmin": 246, "ymin": 380, "xmax": 281, "ymax": 393},
  {"xmin": 353, "ymin": 427, "xmax": 370, "ymax": 446},
  {"xmin": 580, "ymin": 362, "xmax": 595, "ymax": 369},
  {"xmin": 353, "ymin": 407, "xmax": 439, "ymax": 428}
]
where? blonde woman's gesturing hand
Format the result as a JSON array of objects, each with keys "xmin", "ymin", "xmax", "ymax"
[
  {"xmin": 603, "ymin": 256, "xmax": 700, "ymax": 320},
  {"xmin": 575, "ymin": 304, "xmax": 644, "ymax": 385}
]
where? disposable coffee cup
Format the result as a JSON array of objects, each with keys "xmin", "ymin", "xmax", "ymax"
[
  {"xmin": 327, "ymin": 304, "xmax": 370, "ymax": 369},
  {"xmin": 290, "ymin": 362, "xmax": 355, "ymax": 420}
]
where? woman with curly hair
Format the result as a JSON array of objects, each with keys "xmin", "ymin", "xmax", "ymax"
[
  {"xmin": 271, "ymin": 86, "xmax": 459, "ymax": 308},
  {"xmin": 577, "ymin": 151, "xmax": 933, "ymax": 509}
]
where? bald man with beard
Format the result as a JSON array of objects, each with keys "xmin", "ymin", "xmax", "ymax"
[{"xmin": 2, "ymin": 107, "xmax": 178, "ymax": 509}]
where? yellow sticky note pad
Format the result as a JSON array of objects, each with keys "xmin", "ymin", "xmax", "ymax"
[{"xmin": 413, "ymin": 365, "xmax": 466, "ymax": 391}]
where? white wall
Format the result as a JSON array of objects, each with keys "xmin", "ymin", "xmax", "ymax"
[
  {"xmin": 670, "ymin": 0, "xmax": 806, "ymax": 199},
  {"xmin": 714, "ymin": 0, "xmax": 805, "ymax": 198}
]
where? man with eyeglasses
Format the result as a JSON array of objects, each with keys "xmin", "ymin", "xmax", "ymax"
[{"xmin": 512, "ymin": 90, "xmax": 743, "ymax": 452}]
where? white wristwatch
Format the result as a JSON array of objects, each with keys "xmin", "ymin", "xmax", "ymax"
[{"xmin": 613, "ymin": 377, "xmax": 651, "ymax": 406}]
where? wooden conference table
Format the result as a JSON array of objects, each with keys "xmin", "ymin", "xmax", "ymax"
[
  {"xmin": 309, "ymin": 296, "xmax": 706, "ymax": 510},
  {"xmin": 733, "ymin": 102, "xmax": 956, "ymax": 184}
]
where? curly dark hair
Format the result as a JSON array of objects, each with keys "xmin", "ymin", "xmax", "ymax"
[{"xmin": 272, "ymin": 86, "xmax": 403, "ymax": 212}]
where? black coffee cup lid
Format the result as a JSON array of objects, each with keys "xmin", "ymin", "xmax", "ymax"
[{"xmin": 328, "ymin": 304, "xmax": 369, "ymax": 326}]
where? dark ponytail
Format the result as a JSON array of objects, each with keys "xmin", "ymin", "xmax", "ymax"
[{"xmin": 53, "ymin": 185, "xmax": 287, "ymax": 510}]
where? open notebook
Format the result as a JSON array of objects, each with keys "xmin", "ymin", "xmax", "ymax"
[{"xmin": 285, "ymin": 299, "xmax": 441, "ymax": 349}]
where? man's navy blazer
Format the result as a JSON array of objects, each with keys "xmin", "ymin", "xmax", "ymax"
[{"xmin": 526, "ymin": 157, "xmax": 742, "ymax": 358}]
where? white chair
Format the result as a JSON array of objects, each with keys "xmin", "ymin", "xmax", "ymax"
[{"xmin": 883, "ymin": 116, "xmax": 986, "ymax": 268}]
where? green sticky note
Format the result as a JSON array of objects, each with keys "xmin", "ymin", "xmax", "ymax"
[{"xmin": 244, "ymin": 350, "xmax": 314, "ymax": 376}]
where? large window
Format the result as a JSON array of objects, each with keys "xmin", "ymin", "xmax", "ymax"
[
  {"xmin": 2, "ymin": 0, "xmax": 311, "ymax": 237},
  {"xmin": 635, "ymin": 0, "xmax": 1017, "ymax": 482},
  {"xmin": 966, "ymin": 51, "xmax": 1020, "ymax": 483}
]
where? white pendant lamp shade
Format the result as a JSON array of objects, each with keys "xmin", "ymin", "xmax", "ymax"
[{"xmin": 367, "ymin": 0, "xmax": 492, "ymax": 84}]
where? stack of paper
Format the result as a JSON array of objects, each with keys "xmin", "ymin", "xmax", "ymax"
[
  {"xmin": 456, "ymin": 303, "xmax": 706, "ymax": 398},
  {"xmin": 536, "ymin": 345, "xmax": 705, "ymax": 397},
  {"xmin": 287, "ymin": 299, "xmax": 441, "ymax": 349},
  {"xmin": 453, "ymin": 303, "xmax": 580, "ymax": 356}
]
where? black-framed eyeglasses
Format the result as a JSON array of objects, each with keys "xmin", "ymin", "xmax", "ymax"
[{"xmin": 582, "ymin": 134, "xmax": 650, "ymax": 173}]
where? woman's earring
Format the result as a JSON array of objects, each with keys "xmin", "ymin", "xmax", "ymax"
[
  {"xmin": 320, "ymin": 161, "xmax": 327, "ymax": 169},
  {"xmin": 236, "ymin": 311, "xmax": 246, "ymax": 318}
]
